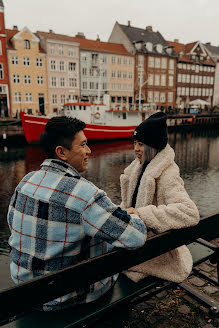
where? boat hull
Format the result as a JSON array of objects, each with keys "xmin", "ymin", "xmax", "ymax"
[{"xmin": 20, "ymin": 112, "xmax": 137, "ymax": 143}]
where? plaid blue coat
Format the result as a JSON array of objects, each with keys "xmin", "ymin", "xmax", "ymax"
[{"xmin": 7, "ymin": 159, "xmax": 147, "ymax": 310}]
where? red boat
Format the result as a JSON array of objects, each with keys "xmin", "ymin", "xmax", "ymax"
[{"xmin": 20, "ymin": 99, "xmax": 157, "ymax": 143}]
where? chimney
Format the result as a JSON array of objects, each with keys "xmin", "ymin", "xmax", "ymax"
[
  {"xmin": 146, "ymin": 26, "xmax": 153, "ymax": 32},
  {"xmin": 206, "ymin": 42, "xmax": 211, "ymax": 46},
  {"xmin": 128, "ymin": 20, "xmax": 131, "ymax": 27},
  {"xmin": 49, "ymin": 29, "xmax": 54, "ymax": 33},
  {"xmin": 96, "ymin": 34, "xmax": 100, "ymax": 41},
  {"xmin": 75, "ymin": 32, "xmax": 85, "ymax": 39},
  {"xmin": 13, "ymin": 25, "xmax": 18, "ymax": 30},
  {"xmin": 174, "ymin": 39, "xmax": 179, "ymax": 43}
]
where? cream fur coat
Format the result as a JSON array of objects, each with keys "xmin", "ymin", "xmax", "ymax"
[{"xmin": 120, "ymin": 144, "xmax": 200, "ymax": 283}]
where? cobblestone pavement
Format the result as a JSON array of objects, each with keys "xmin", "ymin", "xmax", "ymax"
[{"xmin": 92, "ymin": 239, "xmax": 219, "ymax": 328}]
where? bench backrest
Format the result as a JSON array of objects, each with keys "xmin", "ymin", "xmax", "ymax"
[{"xmin": 0, "ymin": 213, "xmax": 218, "ymax": 325}]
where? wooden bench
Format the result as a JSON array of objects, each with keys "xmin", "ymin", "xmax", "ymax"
[{"xmin": 0, "ymin": 213, "xmax": 218, "ymax": 328}]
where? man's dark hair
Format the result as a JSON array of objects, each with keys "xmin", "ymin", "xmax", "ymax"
[{"xmin": 39, "ymin": 116, "xmax": 86, "ymax": 158}]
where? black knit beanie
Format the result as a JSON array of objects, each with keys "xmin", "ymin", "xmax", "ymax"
[{"xmin": 133, "ymin": 112, "xmax": 168, "ymax": 150}]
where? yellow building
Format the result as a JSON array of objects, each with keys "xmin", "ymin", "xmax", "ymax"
[{"xmin": 6, "ymin": 26, "xmax": 48, "ymax": 116}]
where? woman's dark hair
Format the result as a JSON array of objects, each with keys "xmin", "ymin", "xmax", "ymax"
[{"xmin": 39, "ymin": 116, "xmax": 86, "ymax": 158}]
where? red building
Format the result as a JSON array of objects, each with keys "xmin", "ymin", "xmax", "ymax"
[
  {"xmin": 168, "ymin": 40, "xmax": 215, "ymax": 112},
  {"xmin": 0, "ymin": 0, "xmax": 10, "ymax": 116}
]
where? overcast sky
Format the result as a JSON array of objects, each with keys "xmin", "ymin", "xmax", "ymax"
[{"xmin": 3, "ymin": 0, "xmax": 219, "ymax": 46}]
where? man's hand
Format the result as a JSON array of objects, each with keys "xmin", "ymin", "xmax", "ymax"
[{"xmin": 126, "ymin": 207, "xmax": 140, "ymax": 216}]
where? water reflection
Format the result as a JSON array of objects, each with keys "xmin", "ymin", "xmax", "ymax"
[{"xmin": 0, "ymin": 129, "xmax": 219, "ymax": 289}]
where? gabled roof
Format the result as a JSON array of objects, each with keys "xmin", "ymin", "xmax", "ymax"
[
  {"xmin": 118, "ymin": 23, "xmax": 176, "ymax": 57},
  {"xmin": 168, "ymin": 40, "xmax": 215, "ymax": 66},
  {"xmin": 6, "ymin": 29, "xmax": 46, "ymax": 54},
  {"xmin": 37, "ymin": 31, "xmax": 133, "ymax": 56}
]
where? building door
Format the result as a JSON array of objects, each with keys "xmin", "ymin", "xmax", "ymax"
[
  {"xmin": 0, "ymin": 95, "xmax": 8, "ymax": 117},
  {"xmin": 38, "ymin": 94, "xmax": 45, "ymax": 115}
]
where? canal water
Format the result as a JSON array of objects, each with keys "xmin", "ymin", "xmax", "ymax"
[{"xmin": 0, "ymin": 128, "xmax": 219, "ymax": 291}]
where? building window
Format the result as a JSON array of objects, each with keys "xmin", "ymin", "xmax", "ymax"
[
  {"xmin": 50, "ymin": 60, "xmax": 56, "ymax": 70},
  {"xmin": 161, "ymin": 74, "xmax": 166, "ymax": 86},
  {"xmin": 203, "ymin": 76, "xmax": 207, "ymax": 84},
  {"xmin": 12, "ymin": 56, "xmax": 19, "ymax": 65},
  {"xmin": 37, "ymin": 76, "xmax": 44, "ymax": 85},
  {"xmin": 112, "ymin": 56, "xmax": 116, "ymax": 64},
  {"xmin": 117, "ymin": 57, "xmax": 122, "ymax": 64},
  {"xmin": 69, "ymin": 62, "xmax": 76, "ymax": 71},
  {"xmin": 61, "ymin": 94, "xmax": 66, "ymax": 105},
  {"xmin": 155, "ymin": 74, "xmax": 160, "ymax": 86},
  {"xmin": 138, "ymin": 55, "xmax": 144, "ymax": 67},
  {"xmin": 0, "ymin": 64, "xmax": 3, "ymax": 79},
  {"xmin": 90, "ymin": 82, "xmax": 94, "ymax": 89},
  {"xmin": 14, "ymin": 92, "xmax": 21, "ymax": 103},
  {"xmin": 82, "ymin": 81, "xmax": 87, "ymax": 89},
  {"xmin": 148, "ymin": 56, "xmax": 154, "ymax": 67},
  {"xmin": 128, "ymin": 72, "xmax": 133, "ymax": 79},
  {"xmin": 117, "ymin": 71, "xmax": 121, "ymax": 78},
  {"xmin": 210, "ymin": 77, "xmax": 214, "ymax": 84},
  {"xmin": 68, "ymin": 47, "xmax": 76, "ymax": 57},
  {"xmin": 123, "ymin": 71, "xmax": 127, "ymax": 78},
  {"xmin": 160, "ymin": 92, "xmax": 165, "ymax": 102},
  {"xmin": 24, "ymin": 39, "xmax": 30, "ymax": 49},
  {"xmin": 82, "ymin": 67, "xmax": 87, "ymax": 76},
  {"xmin": 198, "ymin": 76, "xmax": 202, "ymax": 84},
  {"xmin": 177, "ymin": 74, "xmax": 182, "ymax": 83},
  {"xmin": 161, "ymin": 58, "xmax": 167, "ymax": 69},
  {"xmin": 168, "ymin": 75, "xmax": 173, "ymax": 86},
  {"xmin": 59, "ymin": 45, "xmax": 64, "ymax": 56},
  {"xmin": 186, "ymin": 87, "xmax": 189, "ymax": 96},
  {"xmin": 190, "ymin": 88, "xmax": 194, "ymax": 96},
  {"xmin": 24, "ymin": 75, "xmax": 31, "ymax": 84},
  {"xmin": 186, "ymin": 75, "xmax": 190, "ymax": 83},
  {"xmin": 25, "ymin": 93, "xmax": 32, "ymax": 103},
  {"xmin": 177, "ymin": 87, "xmax": 181, "ymax": 96},
  {"xmin": 60, "ymin": 77, "xmax": 65, "ymax": 87},
  {"xmin": 123, "ymin": 57, "xmax": 127, "ymax": 64},
  {"xmin": 191, "ymin": 75, "xmax": 195, "ymax": 83},
  {"xmin": 154, "ymin": 92, "xmax": 159, "ymax": 102},
  {"xmin": 13, "ymin": 74, "xmax": 20, "ymax": 83},
  {"xmin": 182, "ymin": 74, "xmax": 186, "ymax": 83},
  {"xmin": 181, "ymin": 87, "xmax": 185, "ymax": 96},
  {"xmin": 155, "ymin": 58, "xmax": 160, "ymax": 68},
  {"xmin": 129, "ymin": 58, "xmax": 133, "ymax": 65},
  {"xmin": 178, "ymin": 63, "xmax": 182, "ymax": 69},
  {"xmin": 112, "ymin": 71, "xmax": 116, "ymax": 78},
  {"xmin": 168, "ymin": 92, "xmax": 173, "ymax": 102},
  {"xmin": 148, "ymin": 91, "xmax": 153, "ymax": 102},
  {"xmin": 50, "ymin": 45, "xmax": 55, "ymax": 55},
  {"xmin": 69, "ymin": 78, "xmax": 77, "ymax": 87},
  {"xmin": 148, "ymin": 74, "xmax": 153, "ymax": 85},
  {"xmin": 59, "ymin": 61, "xmax": 65, "ymax": 71},
  {"xmin": 207, "ymin": 76, "xmax": 210, "ymax": 84},
  {"xmin": 51, "ymin": 77, "xmax": 57, "ymax": 87},
  {"xmin": 198, "ymin": 88, "xmax": 202, "ymax": 96},
  {"xmin": 36, "ymin": 58, "xmax": 43, "ymax": 66},
  {"xmin": 23, "ymin": 57, "xmax": 30, "ymax": 66},
  {"xmin": 52, "ymin": 94, "xmax": 57, "ymax": 104},
  {"xmin": 169, "ymin": 59, "xmax": 174, "ymax": 70}
]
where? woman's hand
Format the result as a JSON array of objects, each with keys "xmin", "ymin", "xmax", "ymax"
[{"xmin": 126, "ymin": 207, "xmax": 140, "ymax": 217}]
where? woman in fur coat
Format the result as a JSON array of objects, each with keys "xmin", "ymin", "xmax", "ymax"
[{"xmin": 120, "ymin": 112, "xmax": 200, "ymax": 283}]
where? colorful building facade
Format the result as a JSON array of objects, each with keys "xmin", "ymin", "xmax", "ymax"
[
  {"xmin": 6, "ymin": 26, "xmax": 48, "ymax": 116},
  {"xmin": 37, "ymin": 31, "xmax": 80, "ymax": 114},
  {"xmin": 169, "ymin": 40, "xmax": 215, "ymax": 111},
  {"xmin": 109, "ymin": 22, "xmax": 177, "ymax": 110}
]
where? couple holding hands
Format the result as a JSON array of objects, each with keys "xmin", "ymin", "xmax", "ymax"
[{"xmin": 7, "ymin": 112, "xmax": 199, "ymax": 310}]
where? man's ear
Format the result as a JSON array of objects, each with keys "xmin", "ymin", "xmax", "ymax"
[{"xmin": 55, "ymin": 146, "xmax": 68, "ymax": 161}]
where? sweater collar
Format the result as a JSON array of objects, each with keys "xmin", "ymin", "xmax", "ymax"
[{"xmin": 41, "ymin": 159, "xmax": 80, "ymax": 178}]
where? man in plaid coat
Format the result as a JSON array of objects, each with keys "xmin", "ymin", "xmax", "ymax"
[{"xmin": 7, "ymin": 116, "xmax": 147, "ymax": 311}]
